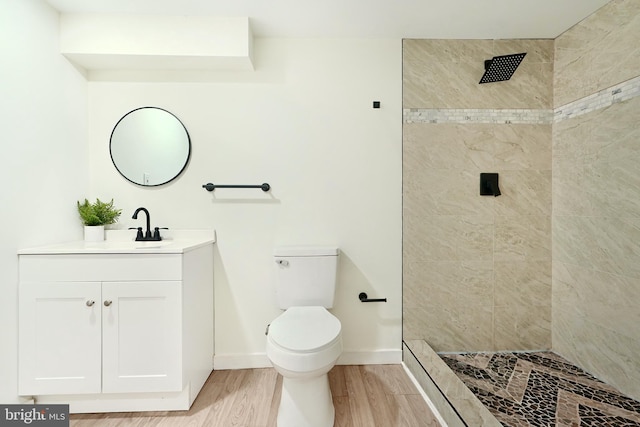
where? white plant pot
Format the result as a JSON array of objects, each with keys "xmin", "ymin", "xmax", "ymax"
[{"xmin": 84, "ymin": 225, "xmax": 105, "ymax": 242}]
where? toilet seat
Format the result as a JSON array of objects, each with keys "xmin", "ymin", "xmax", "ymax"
[{"xmin": 268, "ymin": 306, "xmax": 341, "ymax": 353}]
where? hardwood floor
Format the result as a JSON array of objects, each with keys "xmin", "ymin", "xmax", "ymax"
[{"xmin": 70, "ymin": 365, "xmax": 441, "ymax": 427}]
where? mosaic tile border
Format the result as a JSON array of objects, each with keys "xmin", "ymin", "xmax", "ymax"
[
  {"xmin": 403, "ymin": 108, "xmax": 552, "ymax": 124},
  {"xmin": 403, "ymin": 75, "xmax": 640, "ymax": 125},
  {"xmin": 554, "ymin": 75, "xmax": 640, "ymax": 122}
]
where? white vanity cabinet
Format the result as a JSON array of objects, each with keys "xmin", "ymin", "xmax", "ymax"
[
  {"xmin": 18, "ymin": 232, "xmax": 215, "ymax": 413},
  {"xmin": 19, "ymin": 281, "xmax": 103, "ymax": 395},
  {"xmin": 101, "ymin": 281, "xmax": 182, "ymax": 394}
]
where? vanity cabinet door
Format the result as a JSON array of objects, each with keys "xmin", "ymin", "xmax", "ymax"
[
  {"xmin": 18, "ymin": 282, "xmax": 102, "ymax": 395},
  {"xmin": 101, "ymin": 281, "xmax": 183, "ymax": 393}
]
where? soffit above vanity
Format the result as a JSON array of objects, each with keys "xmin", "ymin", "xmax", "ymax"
[{"xmin": 59, "ymin": 14, "xmax": 254, "ymax": 75}]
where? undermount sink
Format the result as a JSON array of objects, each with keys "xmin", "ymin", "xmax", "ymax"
[
  {"xmin": 93, "ymin": 240, "xmax": 173, "ymax": 250},
  {"xmin": 132, "ymin": 241, "xmax": 171, "ymax": 249},
  {"xmin": 79, "ymin": 239, "xmax": 176, "ymax": 253}
]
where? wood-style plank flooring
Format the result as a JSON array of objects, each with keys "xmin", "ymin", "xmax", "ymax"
[{"xmin": 70, "ymin": 365, "xmax": 441, "ymax": 427}]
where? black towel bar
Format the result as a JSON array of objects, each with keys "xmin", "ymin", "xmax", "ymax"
[{"xmin": 202, "ymin": 183, "xmax": 270, "ymax": 192}]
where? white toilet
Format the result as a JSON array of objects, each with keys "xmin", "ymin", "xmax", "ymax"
[{"xmin": 266, "ymin": 246, "xmax": 342, "ymax": 427}]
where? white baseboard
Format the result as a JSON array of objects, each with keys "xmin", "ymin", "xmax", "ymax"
[{"xmin": 213, "ymin": 349, "xmax": 402, "ymax": 370}]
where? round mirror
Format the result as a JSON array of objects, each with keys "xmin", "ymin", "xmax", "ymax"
[{"xmin": 110, "ymin": 107, "xmax": 191, "ymax": 186}]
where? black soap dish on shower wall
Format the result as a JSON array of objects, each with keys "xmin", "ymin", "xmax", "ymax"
[{"xmin": 479, "ymin": 52, "xmax": 526, "ymax": 84}]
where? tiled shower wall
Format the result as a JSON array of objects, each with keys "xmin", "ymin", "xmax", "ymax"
[
  {"xmin": 402, "ymin": 39, "xmax": 554, "ymax": 352},
  {"xmin": 552, "ymin": 0, "xmax": 640, "ymax": 401},
  {"xmin": 403, "ymin": 0, "xmax": 640, "ymax": 402}
]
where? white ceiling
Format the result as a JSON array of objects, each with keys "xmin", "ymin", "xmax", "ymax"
[{"xmin": 45, "ymin": 0, "xmax": 611, "ymax": 39}]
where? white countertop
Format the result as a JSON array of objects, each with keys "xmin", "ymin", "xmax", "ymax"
[{"xmin": 18, "ymin": 229, "xmax": 216, "ymax": 255}]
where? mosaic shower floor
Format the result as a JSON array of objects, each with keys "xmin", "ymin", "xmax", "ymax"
[{"xmin": 440, "ymin": 351, "xmax": 640, "ymax": 427}]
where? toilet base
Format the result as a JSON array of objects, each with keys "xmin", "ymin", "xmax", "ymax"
[{"xmin": 277, "ymin": 373, "xmax": 334, "ymax": 427}]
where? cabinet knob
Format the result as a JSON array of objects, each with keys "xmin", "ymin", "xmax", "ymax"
[
  {"xmin": 86, "ymin": 300, "xmax": 95, "ymax": 307},
  {"xmin": 103, "ymin": 300, "xmax": 113, "ymax": 307}
]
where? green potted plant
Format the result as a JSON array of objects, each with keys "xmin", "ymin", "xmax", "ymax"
[{"xmin": 77, "ymin": 198, "xmax": 122, "ymax": 241}]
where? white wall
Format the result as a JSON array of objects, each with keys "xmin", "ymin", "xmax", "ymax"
[
  {"xmin": 88, "ymin": 38, "xmax": 402, "ymax": 367},
  {"xmin": 0, "ymin": 1, "xmax": 88, "ymax": 402}
]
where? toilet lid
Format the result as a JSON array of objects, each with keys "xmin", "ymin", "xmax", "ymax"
[{"xmin": 269, "ymin": 306, "xmax": 341, "ymax": 352}]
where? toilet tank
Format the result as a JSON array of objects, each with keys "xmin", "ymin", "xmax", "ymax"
[{"xmin": 273, "ymin": 246, "xmax": 339, "ymax": 309}]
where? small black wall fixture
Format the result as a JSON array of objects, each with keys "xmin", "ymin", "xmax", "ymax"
[
  {"xmin": 479, "ymin": 52, "xmax": 526, "ymax": 84},
  {"xmin": 359, "ymin": 292, "xmax": 387, "ymax": 303},
  {"xmin": 203, "ymin": 182, "xmax": 270, "ymax": 192},
  {"xmin": 480, "ymin": 173, "xmax": 501, "ymax": 197}
]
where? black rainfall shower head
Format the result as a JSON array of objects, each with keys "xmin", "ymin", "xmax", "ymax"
[{"xmin": 479, "ymin": 52, "xmax": 526, "ymax": 84}]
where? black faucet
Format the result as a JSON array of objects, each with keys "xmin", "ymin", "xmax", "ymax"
[{"xmin": 131, "ymin": 207, "xmax": 165, "ymax": 241}]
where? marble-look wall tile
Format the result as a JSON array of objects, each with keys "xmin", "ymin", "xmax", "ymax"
[
  {"xmin": 404, "ymin": 168, "xmax": 494, "ymax": 217},
  {"xmin": 403, "ymin": 39, "xmax": 552, "ymax": 353},
  {"xmin": 494, "ymin": 215, "xmax": 551, "ymax": 261},
  {"xmin": 414, "ymin": 303, "xmax": 494, "ymax": 352},
  {"xmin": 402, "ymin": 262, "xmax": 429, "ymax": 308},
  {"xmin": 403, "ymin": 260, "xmax": 495, "ymax": 350},
  {"xmin": 403, "ymin": 123, "xmax": 494, "ymax": 170},
  {"xmin": 494, "ymin": 261, "xmax": 552, "ymax": 350},
  {"xmin": 406, "ymin": 261, "xmax": 494, "ymax": 308},
  {"xmin": 494, "ymin": 261, "xmax": 551, "ymax": 307},
  {"xmin": 554, "ymin": 0, "xmax": 640, "ymax": 106},
  {"xmin": 493, "ymin": 170, "xmax": 551, "ymax": 217},
  {"xmin": 494, "ymin": 39, "xmax": 554, "ymax": 63},
  {"xmin": 403, "ymin": 214, "xmax": 494, "ymax": 262},
  {"xmin": 553, "ymin": 262, "xmax": 640, "ymax": 342},
  {"xmin": 552, "ymin": 109, "xmax": 591, "ymax": 161},
  {"xmin": 403, "ymin": 306, "xmax": 430, "ymax": 340},
  {"xmin": 553, "ymin": 311, "xmax": 631, "ymax": 392},
  {"xmin": 590, "ymin": 96, "xmax": 640, "ymax": 165},
  {"xmin": 404, "ymin": 39, "xmax": 553, "ymax": 110},
  {"xmin": 553, "ymin": 97, "xmax": 640, "ymax": 217},
  {"xmin": 494, "ymin": 304, "xmax": 551, "ymax": 350},
  {"xmin": 551, "ymin": 0, "xmax": 640, "ymax": 399},
  {"xmin": 552, "ymin": 106, "xmax": 598, "ymax": 216},
  {"xmin": 404, "ymin": 123, "xmax": 552, "ymax": 219},
  {"xmin": 493, "ymin": 124, "xmax": 551, "ymax": 170},
  {"xmin": 552, "ymin": 288, "xmax": 640, "ymax": 401},
  {"xmin": 405, "ymin": 123, "xmax": 551, "ymax": 170},
  {"xmin": 553, "ymin": 96, "xmax": 640, "ymax": 196},
  {"xmin": 553, "ymin": 215, "xmax": 640, "ymax": 279},
  {"xmin": 403, "ymin": 40, "xmax": 492, "ymax": 109},
  {"xmin": 403, "ymin": 39, "xmax": 494, "ymax": 66}
]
